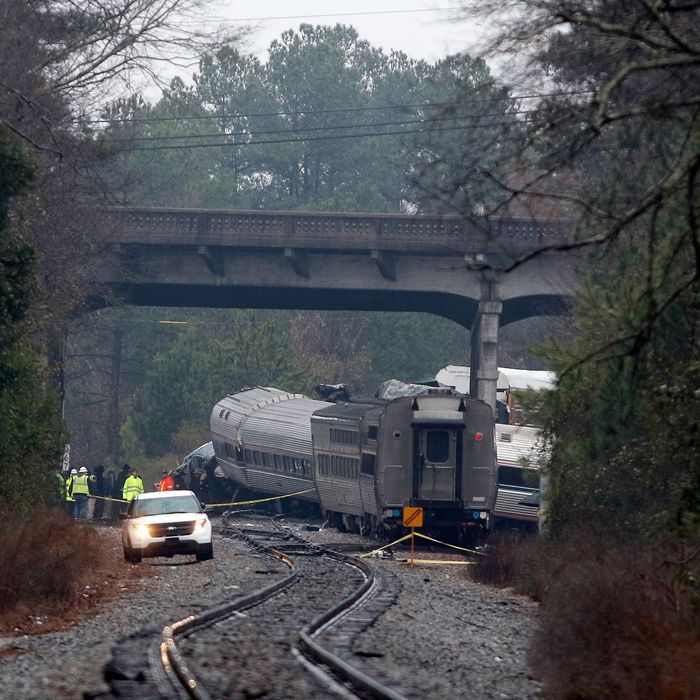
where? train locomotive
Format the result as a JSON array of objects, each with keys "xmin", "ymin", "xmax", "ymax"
[{"xmin": 210, "ymin": 386, "xmax": 497, "ymax": 541}]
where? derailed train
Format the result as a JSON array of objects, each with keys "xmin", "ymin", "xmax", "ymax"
[{"xmin": 209, "ymin": 386, "xmax": 497, "ymax": 540}]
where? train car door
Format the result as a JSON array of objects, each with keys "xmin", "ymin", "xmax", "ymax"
[{"xmin": 414, "ymin": 427, "xmax": 459, "ymax": 501}]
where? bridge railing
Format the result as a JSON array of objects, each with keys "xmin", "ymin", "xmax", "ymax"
[{"xmin": 104, "ymin": 207, "xmax": 571, "ymax": 254}]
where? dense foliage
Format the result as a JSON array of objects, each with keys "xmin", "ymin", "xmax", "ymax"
[
  {"xmin": 0, "ymin": 129, "xmax": 63, "ymax": 515},
  {"xmin": 0, "ymin": 0, "xmax": 228, "ymax": 512},
  {"xmin": 457, "ymin": 1, "xmax": 700, "ymax": 696},
  {"xmin": 67, "ymin": 307, "xmax": 479, "ymax": 461},
  {"xmin": 101, "ymin": 24, "xmax": 518, "ymax": 214}
]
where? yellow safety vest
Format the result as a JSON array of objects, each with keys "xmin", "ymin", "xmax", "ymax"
[
  {"xmin": 65, "ymin": 476, "xmax": 75, "ymax": 502},
  {"xmin": 123, "ymin": 475, "xmax": 144, "ymax": 501},
  {"xmin": 71, "ymin": 474, "xmax": 90, "ymax": 496}
]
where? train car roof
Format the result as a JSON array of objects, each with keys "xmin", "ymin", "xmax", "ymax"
[
  {"xmin": 436, "ymin": 365, "xmax": 556, "ymax": 394},
  {"xmin": 312, "ymin": 400, "xmax": 384, "ymax": 422},
  {"xmin": 212, "ymin": 386, "xmax": 327, "ymax": 453},
  {"xmin": 495, "ymin": 424, "xmax": 546, "ymax": 469}
]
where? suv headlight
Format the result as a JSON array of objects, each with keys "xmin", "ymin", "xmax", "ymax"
[
  {"xmin": 194, "ymin": 517, "xmax": 208, "ymax": 530},
  {"xmin": 130, "ymin": 522, "xmax": 150, "ymax": 537}
]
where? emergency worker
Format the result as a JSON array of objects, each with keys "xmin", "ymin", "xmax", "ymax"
[
  {"xmin": 158, "ymin": 470, "xmax": 175, "ymax": 492},
  {"xmin": 113, "ymin": 464, "xmax": 131, "ymax": 519},
  {"xmin": 122, "ymin": 468, "xmax": 144, "ymax": 502},
  {"xmin": 55, "ymin": 469, "xmax": 65, "ymax": 505},
  {"xmin": 92, "ymin": 465, "xmax": 106, "ymax": 520},
  {"xmin": 65, "ymin": 468, "xmax": 77, "ymax": 514},
  {"xmin": 71, "ymin": 466, "xmax": 91, "ymax": 519}
]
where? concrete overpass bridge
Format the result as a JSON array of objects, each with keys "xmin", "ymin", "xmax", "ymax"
[{"xmin": 99, "ymin": 207, "xmax": 578, "ymax": 408}]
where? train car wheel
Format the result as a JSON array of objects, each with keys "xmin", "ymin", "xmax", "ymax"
[
  {"xmin": 361, "ymin": 514, "xmax": 378, "ymax": 537},
  {"xmin": 342, "ymin": 513, "xmax": 358, "ymax": 533},
  {"xmin": 334, "ymin": 512, "xmax": 347, "ymax": 533}
]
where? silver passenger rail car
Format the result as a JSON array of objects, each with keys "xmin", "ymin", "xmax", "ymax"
[
  {"xmin": 311, "ymin": 389, "xmax": 497, "ymax": 541},
  {"xmin": 310, "ymin": 399, "xmax": 384, "ymax": 533},
  {"xmin": 210, "ymin": 386, "xmax": 498, "ymax": 541},
  {"xmin": 493, "ymin": 424, "xmax": 543, "ymax": 530},
  {"xmin": 211, "ymin": 386, "xmax": 326, "ymax": 503}
]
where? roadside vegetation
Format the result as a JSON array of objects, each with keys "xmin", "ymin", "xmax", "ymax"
[
  {"xmin": 0, "ymin": 510, "xmax": 154, "ymax": 636},
  {"xmin": 0, "ymin": 0, "xmax": 228, "ymax": 623},
  {"xmin": 460, "ymin": 1, "xmax": 700, "ymax": 696},
  {"xmin": 472, "ymin": 530, "xmax": 700, "ymax": 699}
]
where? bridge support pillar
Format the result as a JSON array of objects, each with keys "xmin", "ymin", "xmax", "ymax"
[{"xmin": 469, "ymin": 278, "xmax": 502, "ymax": 413}]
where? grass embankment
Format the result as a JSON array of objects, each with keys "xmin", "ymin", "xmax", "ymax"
[
  {"xmin": 470, "ymin": 530, "xmax": 700, "ymax": 699},
  {"xmin": 0, "ymin": 509, "xmax": 146, "ymax": 636}
]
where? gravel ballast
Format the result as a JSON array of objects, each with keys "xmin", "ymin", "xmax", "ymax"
[{"xmin": 0, "ymin": 520, "xmax": 542, "ymax": 699}]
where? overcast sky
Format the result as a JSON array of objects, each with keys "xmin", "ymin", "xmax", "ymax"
[{"xmin": 208, "ymin": 1, "xmax": 486, "ymax": 63}]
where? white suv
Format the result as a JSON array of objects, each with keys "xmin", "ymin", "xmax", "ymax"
[{"xmin": 121, "ymin": 490, "xmax": 213, "ymax": 563}]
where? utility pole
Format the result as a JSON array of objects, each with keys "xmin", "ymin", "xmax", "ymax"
[{"xmin": 106, "ymin": 328, "xmax": 123, "ymax": 465}]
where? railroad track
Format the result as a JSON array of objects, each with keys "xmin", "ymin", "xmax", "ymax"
[{"xmin": 102, "ymin": 512, "xmax": 405, "ymax": 699}]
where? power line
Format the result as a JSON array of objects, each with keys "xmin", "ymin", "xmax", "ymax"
[
  {"xmin": 107, "ymin": 111, "xmax": 535, "ymax": 144},
  {"xmin": 85, "ymin": 90, "xmax": 592, "ymax": 126},
  {"xmin": 123, "ymin": 120, "xmax": 533, "ymax": 152},
  {"xmin": 175, "ymin": 6, "xmax": 467, "ymax": 25}
]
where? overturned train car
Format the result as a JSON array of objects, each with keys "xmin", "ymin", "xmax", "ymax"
[{"xmin": 211, "ymin": 386, "xmax": 497, "ymax": 540}]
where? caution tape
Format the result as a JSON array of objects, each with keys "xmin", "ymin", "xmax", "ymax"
[
  {"xmin": 207, "ymin": 487, "xmax": 316, "ymax": 508},
  {"xmin": 360, "ymin": 531, "xmax": 485, "ymax": 559},
  {"xmin": 400, "ymin": 559, "xmax": 475, "ymax": 566},
  {"xmin": 88, "ymin": 494, "xmax": 128, "ymax": 503},
  {"xmin": 82, "ymin": 487, "xmax": 316, "ymax": 508},
  {"xmin": 413, "ymin": 531, "xmax": 486, "ymax": 556}
]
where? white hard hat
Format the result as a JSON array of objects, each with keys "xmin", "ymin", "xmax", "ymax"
[
  {"xmin": 79, "ymin": 466, "xmax": 88, "ymax": 473},
  {"xmin": 70, "ymin": 468, "xmax": 78, "ymax": 475}
]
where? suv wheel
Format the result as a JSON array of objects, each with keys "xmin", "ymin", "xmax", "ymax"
[
  {"xmin": 196, "ymin": 543, "xmax": 214, "ymax": 562},
  {"xmin": 123, "ymin": 547, "xmax": 142, "ymax": 564}
]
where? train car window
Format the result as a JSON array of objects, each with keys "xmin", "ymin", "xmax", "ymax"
[
  {"xmin": 498, "ymin": 466, "xmax": 538, "ymax": 488},
  {"xmin": 219, "ymin": 409, "xmax": 225, "ymax": 418},
  {"xmin": 330, "ymin": 428, "xmax": 359, "ymax": 446},
  {"xmin": 236, "ymin": 446, "xmax": 243, "ymax": 461},
  {"xmin": 367, "ymin": 425, "xmax": 378, "ymax": 440},
  {"xmin": 254, "ymin": 451, "xmax": 263, "ymax": 466},
  {"xmin": 225, "ymin": 411, "xmax": 231, "ymax": 420},
  {"xmin": 224, "ymin": 442, "xmax": 236, "ymax": 459},
  {"xmin": 244, "ymin": 449, "xmax": 252, "ymax": 464},
  {"xmin": 274, "ymin": 454, "xmax": 282, "ymax": 471},
  {"xmin": 283, "ymin": 455, "xmax": 292, "ymax": 471},
  {"xmin": 263, "ymin": 452, "xmax": 273, "ymax": 467},
  {"xmin": 361, "ymin": 452, "xmax": 376, "ymax": 475},
  {"xmin": 426, "ymin": 430, "xmax": 450, "ymax": 463}
]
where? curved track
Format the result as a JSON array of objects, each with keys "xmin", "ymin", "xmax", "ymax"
[{"xmin": 103, "ymin": 514, "xmax": 405, "ymax": 699}]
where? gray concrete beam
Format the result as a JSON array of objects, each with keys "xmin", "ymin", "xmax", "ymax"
[
  {"xmin": 371, "ymin": 249, "xmax": 397, "ymax": 281},
  {"xmin": 284, "ymin": 248, "xmax": 310, "ymax": 278},
  {"xmin": 469, "ymin": 278, "xmax": 502, "ymax": 412}
]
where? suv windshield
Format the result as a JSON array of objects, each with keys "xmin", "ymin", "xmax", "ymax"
[{"xmin": 131, "ymin": 495, "xmax": 201, "ymax": 517}]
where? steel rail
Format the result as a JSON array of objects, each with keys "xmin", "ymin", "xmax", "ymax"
[
  {"xmin": 158, "ymin": 513, "xmax": 407, "ymax": 700},
  {"xmin": 158, "ymin": 524, "xmax": 297, "ymax": 699}
]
